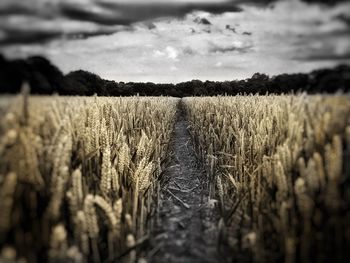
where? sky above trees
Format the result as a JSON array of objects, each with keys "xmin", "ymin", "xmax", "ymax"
[{"xmin": 1, "ymin": 0, "xmax": 350, "ymax": 83}]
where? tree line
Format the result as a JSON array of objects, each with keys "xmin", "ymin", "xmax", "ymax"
[{"xmin": 1, "ymin": 54, "xmax": 349, "ymax": 97}]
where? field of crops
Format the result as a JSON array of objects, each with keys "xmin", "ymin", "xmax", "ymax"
[
  {"xmin": 0, "ymin": 94, "xmax": 179, "ymax": 262},
  {"xmin": 184, "ymin": 95, "xmax": 350, "ymax": 262},
  {"xmin": 0, "ymin": 93, "xmax": 349, "ymax": 263}
]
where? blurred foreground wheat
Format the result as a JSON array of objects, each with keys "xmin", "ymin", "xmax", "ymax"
[
  {"xmin": 0, "ymin": 94, "xmax": 179, "ymax": 263},
  {"xmin": 183, "ymin": 94, "xmax": 350, "ymax": 262}
]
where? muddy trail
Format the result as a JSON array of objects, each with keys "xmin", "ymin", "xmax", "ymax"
[{"xmin": 148, "ymin": 100, "xmax": 225, "ymax": 263}]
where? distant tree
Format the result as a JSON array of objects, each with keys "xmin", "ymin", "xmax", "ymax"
[
  {"xmin": 246, "ymin": 73, "xmax": 270, "ymax": 94},
  {"xmin": 0, "ymin": 55, "xmax": 67, "ymax": 94},
  {"xmin": 270, "ymin": 73, "xmax": 309, "ymax": 94},
  {"xmin": 0, "ymin": 55, "xmax": 349, "ymax": 96},
  {"xmin": 65, "ymin": 70, "xmax": 106, "ymax": 96},
  {"xmin": 27, "ymin": 56, "xmax": 67, "ymax": 94},
  {"xmin": 190, "ymin": 80, "xmax": 204, "ymax": 96},
  {"xmin": 251, "ymin": 73, "xmax": 269, "ymax": 82}
]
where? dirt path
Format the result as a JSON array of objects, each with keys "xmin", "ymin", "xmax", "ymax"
[{"xmin": 148, "ymin": 100, "xmax": 223, "ymax": 263}]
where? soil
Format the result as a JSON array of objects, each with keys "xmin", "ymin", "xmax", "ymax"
[{"xmin": 147, "ymin": 100, "xmax": 226, "ymax": 263}]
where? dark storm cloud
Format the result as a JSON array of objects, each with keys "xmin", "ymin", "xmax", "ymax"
[
  {"xmin": 0, "ymin": 4, "xmax": 127, "ymax": 45},
  {"xmin": 0, "ymin": 0, "xmax": 246, "ymax": 45},
  {"xmin": 0, "ymin": 27, "xmax": 120, "ymax": 45},
  {"xmin": 61, "ymin": 1, "xmax": 243, "ymax": 26},
  {"xmin": 0, "ymin": 29, "xmax": 61, "ymax": 45},
  {"xmin": 335, "ymin": 14, "xmax": 350, "ymax": 26},
  {"xmin": 209, "ymin": 42, "xmax": 252, "ymax": 53},
  {"xmin": 1, "ymin": 0, "xmax": 345, "ymax": 45},
  {"xmin": 0, "ymin": 5, "xmax": 34, "ymax": 16},
  {"xmin": 59, "ymin": 4, "xmax": 133, "ymax": 26}
]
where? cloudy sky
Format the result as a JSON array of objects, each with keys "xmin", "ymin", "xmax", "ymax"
[{"xmin": 0, "ymin": 0, "xmax": 350, "ymax": 83}]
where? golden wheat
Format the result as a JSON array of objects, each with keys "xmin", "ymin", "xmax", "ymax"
[
  {"xmin": 0, "ymin": 95, "xmax": 179, "ymax": 263},
  {"xmin": 183, "ymin": 94, "xmax": 350, "ymax": 262}
]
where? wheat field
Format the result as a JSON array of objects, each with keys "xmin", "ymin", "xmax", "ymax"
[
  {"xmin": 0, "ymin": 94, "xmax": 179, "ymax": 263},
  {"xmin": 183, "ymin": 95, "xmax": 350, "ymax": 262},
  {"xmin": 0, "ymin": 93, "xmax": 349, "ymax": 262}
]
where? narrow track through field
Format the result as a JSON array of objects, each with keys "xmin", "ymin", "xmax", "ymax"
[{"xmin": 149, "ymin": 100, "xmax": 222, "ymax": 263}]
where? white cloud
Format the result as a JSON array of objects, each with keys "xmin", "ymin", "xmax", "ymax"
[
  {"xmin": 166, "ymin": 46, "xmax": 179, "ymax": 61},
  {"xmin": 153, "ymin": 50, "xmax": 166, "ymax": 57}
]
